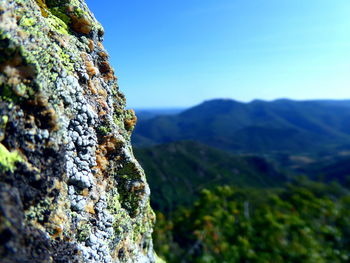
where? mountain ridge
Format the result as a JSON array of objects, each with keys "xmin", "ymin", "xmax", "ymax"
[{"xmin": 133, "ymin": 98, "xmax": 350, "ymax": 154}]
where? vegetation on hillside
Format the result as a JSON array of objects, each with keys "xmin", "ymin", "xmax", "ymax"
[
  {"xmin": 134, "ymin": 141, "xmax": 286, "ymax": 213},
  {"xmin": 154, "ymin": 179, "xmax": 350, "ymax": 263}
]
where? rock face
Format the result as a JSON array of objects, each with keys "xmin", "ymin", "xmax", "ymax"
[{"xmin": 0, "ymin": 0, "xmax": 156, "ymax": 262}]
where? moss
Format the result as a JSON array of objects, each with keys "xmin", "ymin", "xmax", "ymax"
[{"xmin": 0, "ymin": 143, "xmax": 22, "ymax": 173}]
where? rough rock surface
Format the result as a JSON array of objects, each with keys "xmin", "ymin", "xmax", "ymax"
[{"xmin": 0, "ymin": 0, "xmax": 157, "ymax": 262}]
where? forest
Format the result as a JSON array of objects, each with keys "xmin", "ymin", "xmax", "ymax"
[{"xmin": 133, "ymin": 99, "xmax": 350, "ymax": 262}]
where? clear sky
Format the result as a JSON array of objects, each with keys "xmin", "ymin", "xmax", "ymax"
[{"xmin": 85, "ymin": 0, "xmax": 350, "ymax": 108}]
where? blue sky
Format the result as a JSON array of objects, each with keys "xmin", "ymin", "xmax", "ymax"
[{"xmin": 86, "ymin": 0, "xmax": 350, "ymax": 108}]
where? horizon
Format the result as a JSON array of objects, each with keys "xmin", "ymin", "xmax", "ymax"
[
  {"xmin": 132, "ymin": 97, "xmax": 350, "ymax": 110},
  {"xmin": 86, "ymin": 0, "xmax": 350, "ymax": 108}
]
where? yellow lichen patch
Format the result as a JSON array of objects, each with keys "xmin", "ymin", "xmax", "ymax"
[
  {"xmin": 0, "ymin": 143, "xmax": 22, "ymax": 173},
  {"xmin": 46, "ymin": 13, "xmax": 70, "ymax": 35}
]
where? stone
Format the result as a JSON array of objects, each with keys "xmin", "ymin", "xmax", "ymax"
[{"xmin": 0, "ymin": 0, "xmax": 156, "ymax": 262}]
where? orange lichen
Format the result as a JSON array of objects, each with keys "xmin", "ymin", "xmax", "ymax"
[
  {"xmin": 97, "ymin": 87, "xmax": 107, "ymax": 98},
  {"xmin": 25, "ymin": 94, "xmax": 59, "ymax": 131},
  {"xmin": 94, "ymin": 135, "xmax": 123, "ymax": 178},
  {"xmin": 85, "ymin": 202, "xmax": 95, "ymax": 214},
  {"xmin": 0, "ymin": 53, "xmax": 36, "ymax": 87},
  {"xmin": 88, "ymin": 39, "xmax": 94, "ymax": 53},
  {"xmin": 98, "ymin": 51, "xmax": 108, "ymax": 59},
  {"xmin": 81, "ymin": 188, "xmax": 89, "ymax": 197},
  {"xmin": 66, "ymin": 6, "xmax": 93, "ymax": 35},
  {"xmin": 124, "ymin": 110, "xmax": 137, "ymax": 132},
  {"xmin": 87, "ymin": 80, "xmax": 98, "ymax": 95},
  {"xmin": 96, "ymin": 98, "xmax": 109, "ymax": 112},
  {"xmin": 81, "ymin": 53, "xmax": 98, "ymax": 77},
  {"xmin": 96, "ymin": 151, "xmax": 108, "ymax": 171},
  {"xmin": 97, "ymin": 42, "xmax": 104, "ymax": 50}
]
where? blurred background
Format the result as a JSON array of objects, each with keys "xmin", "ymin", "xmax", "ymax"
[{"xmin": 88, "ymin": 1, "xmax": 350, "ymax": 262}]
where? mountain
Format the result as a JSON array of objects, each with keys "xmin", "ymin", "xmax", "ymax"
[
  {"xmin": 134, "ymin": 141, "xmax": 287, "ymax": 213},
  {"xmin": 133, "ymin": 99, "xmax": 350, "ymax": 154},
  {"xmin": 134, "ymin": 108, "xmax": 185, "ymax": 121}
]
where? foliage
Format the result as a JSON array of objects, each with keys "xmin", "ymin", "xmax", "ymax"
[
  {"xmin": 153, "ymin": 179, "xmax": 350, "ymax": 263},
  {"xmin": 134, "ymin": 141, "xmax": 286, "ymax": 214}
]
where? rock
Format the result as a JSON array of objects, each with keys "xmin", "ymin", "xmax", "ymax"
[{"xmin": 0, "ymin": 0, "xmax": 156, "ymax": 262}]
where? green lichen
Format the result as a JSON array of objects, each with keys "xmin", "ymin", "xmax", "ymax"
[
  {"xmin": 49, "ymin": 7, "xmax": 71, "ymax": 25},
  {"xmin": 25, "ymin": 198, "xmax": 51, "ymax": 222},
  {"xmin": 1, "ymin": 116, "xmax": 8, "ymax": 128},
  {"xmin": 46, "ymin": 13, "xmax": 70, "ymax": 35},
  {"xmin": 0, "ymin": 143, "xmax": 22, "ymax": 173},
  {"xmin": 107, "ymin": 189, "xmax": 121, "ymax": 214},
  {"xmin": 155, "ymin": 254, "xmax": 166, "ymax": 263},
  {"xmin": 107, "ymin": 190, "xmax": 130, "ymax": 239},
  {"xmin": 97, "ymin": 125, "xmax": 112, "ymax": 135},
  {"xmin": 20, "ymin": 16, "xmax": 36, "ymax": 27},
  {"xmin": 57, "ymin": 47, "xmax": 75, "ymax": 72},
  {"xmin": 77, "ymin": 222, "xmax": 91, "ymax": 242}
]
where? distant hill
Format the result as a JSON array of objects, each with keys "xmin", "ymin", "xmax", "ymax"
[
  {"xmin": 134, "ymin": 141, "xmax": 287, "ymax": 213},
  {"xmin": 133, "ymin": 99, "xmax": 350, "ymax": 154},
  {"xmin": 134, "ymin": 108, "xmax": 184, "ymax": 121}
]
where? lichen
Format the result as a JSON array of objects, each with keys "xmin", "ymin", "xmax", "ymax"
[
  {"xmin": 0, "ymin": 143, "xmax": 22, "ymax": 173},
  {"xmin": 25, "ymin": 198, "xmax": 52, "ymax": 223},
  {"xmin": 0, "ymin": 0, "xmax": 156, "ymax": 261},
  {"xmin": 46, "ymin": 13, "xmax": 70, "ymax": 35},
  {"xmin": 77, "ymin": 221, "xmax": 92, "ymax": 242},
  {"xmin": 97, "ymin": 125, "xmax": 112, "ymax": 135}
]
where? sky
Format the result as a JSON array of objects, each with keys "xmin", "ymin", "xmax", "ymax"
[{"xmin": 85, "ymin": 0, "xmax": 350, "ymax": 108}]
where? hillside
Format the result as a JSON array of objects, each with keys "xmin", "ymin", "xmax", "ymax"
[
  {"xmin": 134, "ymin": 141, "xmax": 287, "ymax": 213},
  {"xmin": 133, "ymin": 99, "xmax": 350, "ymax": 153}
]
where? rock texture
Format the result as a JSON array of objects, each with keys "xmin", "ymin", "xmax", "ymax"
[{"xmin": 0, "ymin": 0, "xmax": 156, "ymax": 262}]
